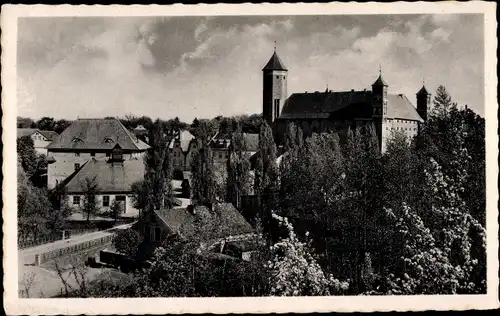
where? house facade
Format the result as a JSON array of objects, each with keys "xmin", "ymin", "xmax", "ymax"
[
  {"xmin": 46, "ymin": 118, "xmax": 149, "ymax": 189},
  {"xmin": 169, "ymin": 130, "xmax": 199, "ymax": 175},
  {"xmin": 261, "ymin": 50, "xmax": 430, "ymax": 152},
  {"xmin": 209, "ymin": 132, "xmax": 260, "ymax": 166},
  {"xmin": 17, "ymin": 128, "xmax": 59, "ymax": 155}
]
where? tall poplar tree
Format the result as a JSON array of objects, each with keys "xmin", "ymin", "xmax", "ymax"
[{"xmin": 226, "ymin": 124, "xmax": 251, "ymax": 209}]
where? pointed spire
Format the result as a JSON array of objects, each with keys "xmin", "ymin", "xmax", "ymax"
[{"xmin": 262, "ymin": 46, "xmax": 287, "ymax": 71}]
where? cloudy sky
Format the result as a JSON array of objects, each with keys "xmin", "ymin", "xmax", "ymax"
[{"xmin": 17, "ymin": 14, "xmax": 484, "ymax": 122}]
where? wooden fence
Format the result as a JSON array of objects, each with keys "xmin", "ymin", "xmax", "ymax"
[{"xmin": 35, "ymin": 234, "xmax": 114, "ymax": 266}]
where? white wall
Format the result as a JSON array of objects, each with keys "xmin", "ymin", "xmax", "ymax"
[{"xmin": 68, "ymin": 193, "xmax": 139, "ymax": 218}]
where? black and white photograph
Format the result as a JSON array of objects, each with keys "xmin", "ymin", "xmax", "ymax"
[{"xmin": 2, "ymin": 2, "xmax": 498, "ymax": 314}]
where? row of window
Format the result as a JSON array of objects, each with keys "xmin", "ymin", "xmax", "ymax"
[
  {"xmin": 387, "ymin": 126, "xmax": 418, "ymax": 132},
  {"xmin": 75, "ymin": 152, "xmax": 106, "ymax": 157},
  {"xmin": 72, "ymin": 195, "xmax": 126, "ymax": 208},
  {"xmin": 32, "ymin": 135, "xmax": 45, "ymax": 141},
  {"xmin": 393, "ymin": 119, "xmax": 417, "ymax": 124}
]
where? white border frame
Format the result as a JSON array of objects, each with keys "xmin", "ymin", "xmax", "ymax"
[{"xmin": 2, "ymin": 2, "xmax": 498, "ymax": 314}]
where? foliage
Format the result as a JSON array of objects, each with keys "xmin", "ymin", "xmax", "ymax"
[
  {"xmin": 110, "ymin": 199, "xmax": 123, "ymax": 220},
  {"xmin": 113, "ymin": 229, "xmax": 141, "ymax": 258},
  {"xmin": 267, "ymin": 213, "xmax": 349, "ymax": 296},
  {"xmin": 35, "ymin": 116, "xmax": 56, "ymax": 131},
  {"xmin": 226, "ymin": 124, "xmax": 251, "ymax": 208},
  {"xmin": 191, "ymin": 145, "xmax": 217, "ymax": 207},
  {"xmin": 17, "ymin": 135, "xmax": 38, "ymax": 178},
  {"xmin": 17, "ymin": 116, "xmax": 36, "ymax": 128},
  {"xmin": 81, "ymin": 176, "xmax": 100, "ymax": 222}
]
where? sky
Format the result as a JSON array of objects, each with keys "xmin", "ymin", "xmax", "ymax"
[{"xmin": 17, "ymin": 14, "xmax": 485, "ymax": 122}]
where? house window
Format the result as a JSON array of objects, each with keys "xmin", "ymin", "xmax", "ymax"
[
  {"xmin": 103, "ymin": 196, "xmax": 110, "ymax": 207},
  {"xmin": 106, "ymin": 152, "xmax": 110, "ymax": 157},
  {"xmin": 151, "ymin": 226, "xmax": 162, "ymax": 242},
  {"xmin": 90, "ymin": 152, "xmax": 95, "ymax": 157},
  {"xmin": 74, "ymin": 163, "xmax": 80, "ymax": 171},
  {"xmin": 75, "ymin": 153, "xmax": 80, "ymax": 157},
  {"xmin": 274, "ymin": 99, "xmax": 280, "ymax": 119},
  {"xmin": 73, "ymin": 196, "xmax": 80, "ymax": 205},
  {"xmin": 276, "ymin": 75, "xmax": 279, "ymax": 79},
  {"xmin": 219, "ymin": 152, "xmax": 223, "ymax": 159}
]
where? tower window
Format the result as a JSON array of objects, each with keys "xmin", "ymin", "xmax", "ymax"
[
  {"xmin": 276, "ymin": 76, "xmax": 279, "ymax": 79},
  {"xmin": 274, "ymin": 99, "xmax": 280, "ymax": 120}
]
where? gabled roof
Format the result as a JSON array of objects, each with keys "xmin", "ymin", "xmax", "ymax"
[
  {"xmin": 17, "ymin": 128, "xmax": 59, "ymax": 140},
  {"xmin": 64, "ymin": 158, "xmax": 145, "ymax": 193},
  {"xmin": 168, "ymin": 130, "xmax": 196, "ymax": 152},
  {"xmin": 279, "ymin": 90, "xmax": 423, "ymax": 122},
  {"xmin": 154, "ymin": 203, "xmax": 254, "ymax": 240},
  {"xmin": 262, "ymin": 51, "xmax": 287, "ymax": 71},
  {"xmin": 210, "ymin": 132, "xmax": 259, "ymax": 152},
  {"xmin": 46, "ymin": 119, "xmax": 150, "ymax": 151},
  {"xmin": 417, "ymin": 85, "xmax": 430, "ymax": 96}
]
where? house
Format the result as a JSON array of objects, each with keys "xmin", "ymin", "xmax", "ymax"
[
  {"xmin": 17, "ymin": 128, "xmax": 59, "ymax": 155},
  {"xmin": 132, "ymin": 125, "xmax": 149, "ymax": 144},
  {"xmin": 45, "ymin": 118, "xmax": 149, "ymax": 189},
  {"xmin": 209, "ymin": 132, "xmax": 260, "ymax": 166},
  {"xmin": 132, "ymin": 203, "xmax": 257, "ymax": 259},
  {"xmin": 169, "ymin": 130, "xmax": 199, "ymax": 176},
  {"xmin": 61, "ymin": 154, "xmax": 145, "ymax": 218},
  {"xmin": 261, "ymin": 49, "xmax": 429, "ymax": 152}
]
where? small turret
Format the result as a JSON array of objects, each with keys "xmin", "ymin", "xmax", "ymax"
[{"xmin": 416, "ymin": 83, "xmax": 431, "ymax": 121}]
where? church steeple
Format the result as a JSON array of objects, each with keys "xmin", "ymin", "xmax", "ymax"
[
  {"xmin": 262, "ymin": 46, "xmax": 288, "ymax": 125},
  {"xmin": 416, "ymin": 79, "xmax": 431, "ymax": 121}
]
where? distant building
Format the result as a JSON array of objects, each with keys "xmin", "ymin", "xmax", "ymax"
[
  {"xmin": 132, "ymin": 203, "xmax": 257, "ymax": 260},
  {"xmin": 209, "ymin": 132, "xmax": 260, "ymax": 166},
  {"xmin": 169, "ymin": 130, "xmax": 198, "ymax": 175},
  {"xmin": 61, "ymin": 156, "xmax": 145, "ymax": 217},
  {"xmin": 261, "ymin": 49, "xmax": 430, "ymax": 152},
  {"xmin": 17, "ymin": 128, "xmax": 59, "ymax": 155},
  {"xmin": 132, "ymin": 125, "xmax": 149, "ymax": 144},
  {"xmin": 46, "ymin": 118, "xmax": 150, "ymax": 190}
]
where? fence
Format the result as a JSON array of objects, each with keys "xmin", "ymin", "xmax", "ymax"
[
  {"xmin": 18, "ymin": 228, "xmax": 105, "ymax": 250},
  {"xmin": 35, "ymin": 234, "xmax": 114, "ymax": 266}
]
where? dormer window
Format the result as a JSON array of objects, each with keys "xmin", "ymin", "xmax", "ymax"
[
  {"xmin": 103, "ymin": 137, "xmax": 114, "ymax": 144},
  {"xmin": 72, "ymin": 137, "xmax": 83, "ymax": 144}
]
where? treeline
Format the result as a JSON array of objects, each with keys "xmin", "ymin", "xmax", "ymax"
[
  {"xmin": 58, "ymin": 85, "xmax": 485, "ymax": 297},
  {"xmin": 18, "ymin": 113, "xmax": 263, "ymax": 140}
]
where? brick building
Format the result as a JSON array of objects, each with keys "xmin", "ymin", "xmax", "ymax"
[{"xmin": 261, "ymin": 49, "xmax": 431, "ymax": 152}]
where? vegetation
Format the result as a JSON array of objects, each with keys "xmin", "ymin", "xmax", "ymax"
[
  {"xmin": 81, "ymin": 176, "xmax": 101, "ymax": 222},
  {"xmin": 113, "ymin": 229, "xmax": 141, "ymax": 258}
]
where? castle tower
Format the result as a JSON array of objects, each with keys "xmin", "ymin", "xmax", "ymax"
[
  {"xmin": 262, "ymin": 47, "xmax": 288, "ymax": 126},
  {"xmin": 371, "ymin": 70, "xmax": 388, "ymax": 150},
  {"xmin": 416, "ymin": 84, "xmax": 431, "ymax": 122}
]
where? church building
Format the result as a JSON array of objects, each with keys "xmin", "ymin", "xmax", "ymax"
[{"xmin": 261, "ymin": 49, "xmax": 431, "ymax": 152}]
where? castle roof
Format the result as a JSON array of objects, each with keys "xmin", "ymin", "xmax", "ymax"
[
  {"xmin": 417, "ymin": 85, "xmax": 430, "ymax": 96},
  {"xmin": 64, "ymin": 158, "xmax": 145, "ymax": 194},
  {"xmin": 47, "ymin": 118, "xmax": 150, "ymax": 151},
  {"xmin": 262, "ymin": 51, "xmax": 287, "ymax": 71},
  {"xmin": 372, "ymin": 74, "xmax": 388, "ymax": 86},
  {"xmin": 280, "ymin": 90, "xmax": 423, "ymax": 122}
]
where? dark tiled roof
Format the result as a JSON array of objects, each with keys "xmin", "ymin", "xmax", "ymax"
[
  {"xmin": 417, "ymin": 85, "xmax": 430, "ymax": 96},
  {"xmin": 64, "ymin": 158, "xmax": 145, "ymax": 193},
  {"xmin": 262, "ymin": 52, "xmax": 287, "ymax": 71},
  {"xmin": 47, "ymin": 119, "xmax": 150, "ymax": 151},
  {"xmin": 17, "ymin": 128, "xmax": 59, "ymax": 140},
  {"xmin": 154, "ymin": 203, "xmax": 254, "ymax": 240},
  {"xmin": 279, "ymin": 90, "xmax": 423, "ymax": 122},
  {"xmin": 372, "ymin": 74, "xmax": 388, "ymax": 86}
]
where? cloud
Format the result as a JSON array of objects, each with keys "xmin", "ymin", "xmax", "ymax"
[{"xmin": 17, "ymin": 14, "xmax": 485, "ymax": 122}]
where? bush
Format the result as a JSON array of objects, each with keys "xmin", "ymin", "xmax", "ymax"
[{"xmin": 112, "ymin": 229, "xmax": 141, "ymax": 258}]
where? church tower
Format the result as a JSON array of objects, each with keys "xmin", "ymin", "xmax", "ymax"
[
  {"xmin": 416, "ymin": 84, "xmax": 431, "ymax": 122},
  {"xmin": 262, "ymin": 47, "xmax": 288, "ymax": 126},
  {"xmin": 371, "ymin": 70, "xmax": 388, "ymax": 151}
]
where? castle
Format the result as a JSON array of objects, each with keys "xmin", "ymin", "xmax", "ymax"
[{"xmin": 261, "ymin": 49, "xmax": 431, "ymax": 151}]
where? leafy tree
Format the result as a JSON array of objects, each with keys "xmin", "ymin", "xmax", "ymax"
[
  {"xmin": 36, "ymin": 116, "xmax": 55, "ymax": 131},
  {"xmin": 17, "ymin": 135, "xmax": 38, "ymax": 178},
  {"xmin": 267, "ymin": 212, "xmax": 349, "ymax": 296},
  {"xmin": 17, "ymin": 117, "xmax": 36, "ymax": 128},
  {"xmin": 81, "ymin": 176, "xmax": 100, "ymax": 222},
  {"xmin": 113, "ymin": 228, "xmax": 141, "ymax": 258},
  {"xmin": 133, "ymin": 119, "xmax": 173, "ymax": 214},
  {"xmin": 432, "ymin": 85, "xmax": 454, "ymax": 116},
  {"xmin": 110, "ymin": 199, "xmax": 123, "ymax": 221},
  {"xmin": 226, "ymin": 124, "xmax": 251, "ymax": 208},
  {"xmin": 191, "ymin": 144, "xmax": 217, "ymax": 207},
  {"xmin": 53, "ymin": 119, "xmax": 73, "ymax": 134},
  {"xmin": 254, "ymin": 121, "xmax": 278, "ymax": 197}
]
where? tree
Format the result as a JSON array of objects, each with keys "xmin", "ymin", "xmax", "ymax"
[
  {"xmin": 81, "ymin": 176, "xmax": 100, "ymax": 222},
  {"xmin": 432, "ymin": 85, "xmax": 455, "ymax": 116},
  {"xmin": 254, "ymin": 121, "xmax": 278, "ymax": 197},
  {"xmin": 36, "ymin": 116, "xmax": 55, "ymax": 131},
  {"xmin": 191, "ymin": 145, "xmax": 217, "ymax": 207},
  {"xmin": 113, "ymin": 228, "xmax": 141, "ymax": 258},
  {"xmin": 17, "ymin": 116, "xmax": 35, "ymax": 128},
  {"xmin": 132, "ymin": 119, "xmax": 174, "ymax": 214},
  {"xmin": 54, "ymin": 119, "xmax": 73, "ymax": 134},
  {"xmin": 17, "ymin": 135, "xmax": 38, "ymax": 178},
  {"xmin": 267, "ymin": 212, "xmax": 349, "ymax": 296},
  {"xmin": 110, "ymin": 199, "xmax": 123, "ymax": 221},
  {"xmin": 226, "ymin": 124, "xmax": 251, "ymax": 208}
]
